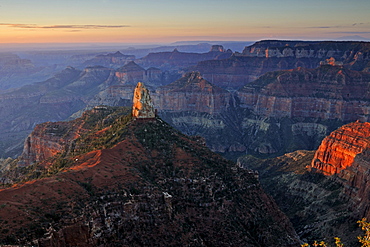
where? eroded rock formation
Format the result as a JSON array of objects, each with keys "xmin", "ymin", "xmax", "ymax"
[
  {"xmin": 311, "ymin": 121, "xmax": 370, "ymax": 175},
  {"xmin": 132, "ymin": 82, "xmax": 155, "ymax": 118}
]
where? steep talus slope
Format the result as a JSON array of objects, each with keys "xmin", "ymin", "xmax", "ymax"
[{"xmin": 0, "ymin": 106, "xmax": 299, "ymax": 246}]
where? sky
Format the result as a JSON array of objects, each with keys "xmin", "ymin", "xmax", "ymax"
[{"xmin": 0, "ymin": 0, "xmax": 369, "ymax": 44}]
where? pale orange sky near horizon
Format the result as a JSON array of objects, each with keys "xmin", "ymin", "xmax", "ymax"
[{"xmin": 0, "ymin": 0, "xmax": 369, "ymax": 44}]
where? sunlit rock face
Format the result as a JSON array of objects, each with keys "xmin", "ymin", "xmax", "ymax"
[
  {"xmin": 132, "ymin": 82, "xmax": 155, "ymax": 118},
  {"xmin": 311, "ymin": 121, "xmax": 370, "ymax": 175}
]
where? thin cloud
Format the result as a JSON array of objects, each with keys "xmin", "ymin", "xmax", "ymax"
[
  {"xmin": 352, "ymin": 22, "xmax": 367, "ymax": 26},
  {"xmin": 308, "ymin": 22, "xmax": 370, "ymax": 29},
  {"xmin": 307, "ymin": 25, "xmax": 343, "ymax": 29},
  {"xmin": 0, "ymin": 23, "xmax": 130, "ymax": 29},
  {"xmin": 329, "ymin": 31, "xmax": 370, "ymax": 34}
]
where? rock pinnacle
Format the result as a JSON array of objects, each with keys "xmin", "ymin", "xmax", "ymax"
[{"xmin": 132, "ymin": 82, "xmax": 155, "ymax": 118}]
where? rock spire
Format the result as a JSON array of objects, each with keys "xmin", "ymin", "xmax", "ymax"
[{"xmin": 132, "ymin": 82, "xmax": 155, "ymax": 118}]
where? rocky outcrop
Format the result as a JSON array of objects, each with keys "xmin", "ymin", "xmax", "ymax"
[
  {"xmin": 154, "ymin": 72, "xmax": 232, "ymax": 114},
  {"xmin": 18, "ymin": 106, "xmax": 119, "ymax": 166},
  {"xmin": 311, "ymin": 121, "xmax": 370, "ymax": 175},
  {"xmin": 20, "ymin": 121, "xmax": 82, "ymax": 166},
  {"xmin": 132, "ymin": 82, "xmax": 155, "ymax": 118}
]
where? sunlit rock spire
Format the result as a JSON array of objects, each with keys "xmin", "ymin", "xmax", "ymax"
[{"xmin": 132, "ymin": 82, "xmax": 155, "ymax": 118}]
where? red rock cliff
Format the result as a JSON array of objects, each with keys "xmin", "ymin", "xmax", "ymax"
[
  {"xmin": 20, "ymin": 121, "xmax": 82, "ymax": 166},
  {"xmin": 311, "ymin": 121, "xmax": 370, "ymax": 175},
  {"xmin": 309, "ymin": 121, "xmax": 370, "ymax": 219}
]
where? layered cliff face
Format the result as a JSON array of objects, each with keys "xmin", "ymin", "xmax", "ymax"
[
  {"xmin": 20, "ymin": 121, "xmax": 81, "ymax": 166},
  {"xmin": 155, "ymin": 68, "xmax": 351, "ymax": 156},
  {"xmin": 0, "ymin": 105, "xmax": 299, "ymax": 246},
  {"xmin": 193, "ymin": 55, "xmax": 322, "ymax": 90},
  {"xmin": 18, "ymin": 106, "xmax": 124, "ymax": 168},
  {"xmin": 237, "ymin": 65, "xmax": 370, "ymax": 122},
  {"xmin": 311, "ymin": 121, "xmax": 370, "ymax": 175},
  {"xmin": 193, "ymin": 40, "xmax": 370, "ymax": 90},
  {"xmin": 154, "ymin": 72, "xmax": 232, "ymax": 114},
  {"xmin": 309, "ymin": 121, "xmax": 370, "ymax": 219},
  {"xmin": 242, "ymin": 40, "xmax": 370, "ymax": 69}
]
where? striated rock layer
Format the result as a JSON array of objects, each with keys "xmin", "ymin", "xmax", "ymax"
[
  {"xmin": 311, "ymin": 121, "xmax": 370, "ymax": 175},
  {"xmin": 194, "ymin": 40, "xmax": 370, "ymax": 90},
  {"xmin": 154, "ymin": 72, "xmax": 232, "ymax": 114},
  {"xmin": 309, "ymin": 121, "xmax": 370, "ymax": 220},
  {"xmin": 237, "ymin": 65, "xmax": 370, "ymax": 122}
]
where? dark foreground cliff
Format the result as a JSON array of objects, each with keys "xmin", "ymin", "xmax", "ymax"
[{"xmin": 0, "ymin": 106, "xmax": 299, "ymax": 246}]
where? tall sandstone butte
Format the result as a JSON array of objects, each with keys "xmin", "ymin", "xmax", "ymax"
[
  {"xmin": 132, "ymin": 82, "xmax": 155, "ymax": 118},
  {"xmin": 311, "ymin": 121, "xmax": 370, "ymax": 175}
]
